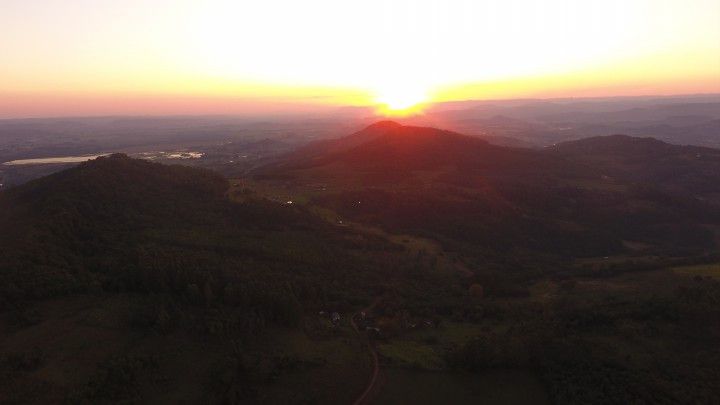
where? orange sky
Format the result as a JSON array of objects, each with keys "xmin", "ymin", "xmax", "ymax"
[{"xmin": 2, "ymin": 0, "xmax": 719, "ymax": 117}]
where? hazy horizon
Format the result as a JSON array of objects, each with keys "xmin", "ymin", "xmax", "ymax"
[
  {"xmin": 2, "ymin": 0, "xmax": 719, "ymax": 118},
  {"xmin": 1, "ymin": 92, "xmax": 719, "ymax": 120}
]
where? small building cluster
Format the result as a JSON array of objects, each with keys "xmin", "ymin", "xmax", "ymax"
[{"xmin": 318, "ymin": 310, "xmax": 342, "ymax": 327}]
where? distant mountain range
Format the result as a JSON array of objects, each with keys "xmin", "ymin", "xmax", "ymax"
[
  {"xmin": 261, "ymin": 122, "xmax": 720, "ymax": 258},
  {"xmin": 410, "ymin": 95, "xmax": 720, "ymax": 148}
]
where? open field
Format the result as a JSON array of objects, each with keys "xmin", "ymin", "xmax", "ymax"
[
  {"xmin": 374, "ymin": 369, "xmax": 549, "ymax": 405},
  {"xmin": 672, "ymin": 263, "xmax": 720, "ymax": 278}
]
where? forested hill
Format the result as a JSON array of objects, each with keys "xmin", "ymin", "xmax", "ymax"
[
  {"xmin": 550, "ymin": 135, "xmax": 720, "ymax": 194},
  {"xmin": 0, "ymin": 154, "xmax": 390, "ymax": 306},
  {"xmin": 0, "ymin": 153, "xmax": 228, "ymax": 231},
  {"xmin": 258, "ymin": 122, "xmax": 720, "ymax": 259},
  {"xmin": 267, "ymin": 121, "xmax": 579, "ymax": 177}
]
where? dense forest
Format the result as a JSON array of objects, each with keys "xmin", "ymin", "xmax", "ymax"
[{"xmin": 1, "ymin": 126, "xmax": 720, "ymax": 404}]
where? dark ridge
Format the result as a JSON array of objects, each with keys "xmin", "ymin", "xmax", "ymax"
[
  {"xmin": 552, "ymin": 134, "xmax": 674, "ymax": 155},
  {"xmin": 363, "ymin": 120, "xmax": 402, "ymax": 130}
]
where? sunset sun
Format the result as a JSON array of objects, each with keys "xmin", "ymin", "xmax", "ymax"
[{"xmin": 375, "ymin": 86, "xmax": 429, "ymax": 115}]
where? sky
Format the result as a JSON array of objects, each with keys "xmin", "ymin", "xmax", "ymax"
[{"xmin": 1, "ymin": 0, "xmax": 719, "ymax": 117}]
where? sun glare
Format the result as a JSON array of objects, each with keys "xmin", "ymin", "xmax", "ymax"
[
  {"xmin": 1, "ymin": 0, "xmax": 719, "ymax": 116},
  {"xmin": 375, "ymin": 86, "xmax": 428, "ymax": 116}
]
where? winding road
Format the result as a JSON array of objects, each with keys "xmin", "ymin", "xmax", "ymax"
[{"xmin": 351, "ymin": 300, "xmax": 382, "ymax": 405}]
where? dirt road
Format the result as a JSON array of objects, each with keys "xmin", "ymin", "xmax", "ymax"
[{"xmin": 351, "ymin": 300, "xmax": 382, "ymax": 405}]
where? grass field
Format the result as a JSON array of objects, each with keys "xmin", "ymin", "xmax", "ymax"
[
  {"xmin": 374, "ymin": 368, "xmax": 550, "ymax": 405},
  {"xmin": 377, "ymin": 321, "xmax": 493, "ymax": 370},
  {"xmin": 672, "ymin": 263, "xmax": 720, "ymax": 278}
]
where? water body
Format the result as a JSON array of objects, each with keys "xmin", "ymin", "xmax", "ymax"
[
  {"xmin": 3, "ymin": 154, "xmax": 110, "ymax": 166},
  {"xmin": 135, "ymin": 151, "xmax": 204, "ymax": 160},
  {"xmin": 3, "ymin": 151, "xmax": 204, "ymax": 166}
]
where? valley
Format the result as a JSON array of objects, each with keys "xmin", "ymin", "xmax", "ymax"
[{"xmin": 1, "ymin": 117, "xmax": 719, "ymax": 404}]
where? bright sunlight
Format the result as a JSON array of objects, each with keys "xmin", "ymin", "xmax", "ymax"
[{"xmin": 374, "ymin": 85, "xmax": 429, "ymax": 116}]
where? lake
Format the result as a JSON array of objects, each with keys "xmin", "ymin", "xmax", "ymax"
[{"xmin": 3, "ymin": 154, "xmax": 110, "ymax": 166}]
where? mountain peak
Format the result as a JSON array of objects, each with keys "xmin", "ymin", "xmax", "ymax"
[{"xmin": 364, "ymin": 120, "xmax": 402, "ymax": 130}]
